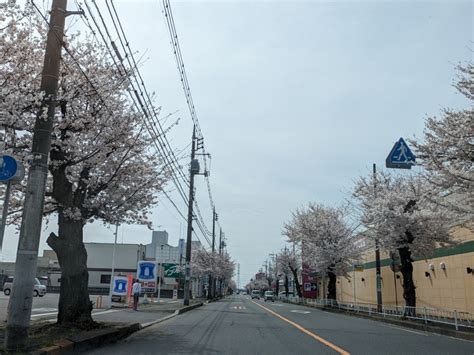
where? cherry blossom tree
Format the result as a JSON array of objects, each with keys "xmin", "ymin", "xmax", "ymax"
[
  {"xmin": 245, "ymin": 278, "xmax": 269, "ymax": 292},
  {"xmin": 1, "ymin": 3, "xmax": 169, "ymax": 326},
  {"xmin": 410, "ymin": 64, "xmax": 473, "ymax": 219},
  {"xmin": 352, "ymin": 172, "xmax": 454, "ymax": 311},
  {"xmin": 276, "ymin": 248, "xmax": 302, "ymax": 297},
  {"xmin": 283, "ymin": 203, "xmax": 357, "ymax": 301},
  {"xmin": 191, "ymin": 248, "xmax": 235, "ymax": 296},
  {"xmin": 227, "ymin": 279, "xmax": 237, "ymax": 294}
]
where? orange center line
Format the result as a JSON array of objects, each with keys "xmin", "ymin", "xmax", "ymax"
[{"xmin": 250, "ymin": 300, "xmax": 350, "ymax": 355}]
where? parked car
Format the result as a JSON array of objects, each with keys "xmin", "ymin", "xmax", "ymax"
[
  {"xmin": 251, "ymin": 290, "xmax": 260, "ymax": 299},
  {"xmin": 278, "ymin": 291, "xmax": 294, "ymax": 299},
  {"xmin": 3, "ymin": 277, "xmax": 47, "ymax": 297},
  {"xmin": 264, "ymin": 291, "xmax": 275, "ymax": 302}
]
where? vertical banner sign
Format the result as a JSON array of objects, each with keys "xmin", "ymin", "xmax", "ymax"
[
  {"xmin": 127, "ymin": 274, "xmax": 133, "ymax": 297},
  {"xmin": 137, "ymin": 261, "xmax": 157, "ymax": 293},
  {"xmin": 112, "ymin": 276, "xmax": 128, "ymax": 296},
  {"xmin": 302, "ymin": 263, "xmax": 318, "ymax": 299}
]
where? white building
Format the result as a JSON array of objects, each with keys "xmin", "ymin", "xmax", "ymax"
[
  {"xmin": 85, "ymin": 243, "xmax": 146, "ymax": 288},
  {"xmin": 145, "ymin": 231, "xmax": 181, "ymax": 263},
  {"xmin": 47, "ymin": 243, "xmax": 146, "ymax": 290}
]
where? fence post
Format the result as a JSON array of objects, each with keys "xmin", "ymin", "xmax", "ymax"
[
  {"xmin": 383, "ymin": 305, "xmax": 386, "ymax": 317},
  {"xmin": 454, "ymin": 310, "xmax": 458, "ymax": 331},
  {"xmin": 423, "ymin": 307, "xmax": 427, "ymax": 324}
]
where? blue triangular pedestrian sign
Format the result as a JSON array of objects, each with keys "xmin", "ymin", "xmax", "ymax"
[{"xmin": 386, "ymin": 138, "xmax": 416, "ymax": 169}]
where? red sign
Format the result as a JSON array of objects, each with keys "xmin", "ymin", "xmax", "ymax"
[{"xmin": 302, "ymin": 263, "xmax": 318, "ymax": 298}]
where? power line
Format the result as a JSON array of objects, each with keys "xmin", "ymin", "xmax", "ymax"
[
  {"xmin": 80, "ymin": 0, "xmax": 192, "ymax": 214},
  {"xmin": 161, "ymin": 0, "xmax": 219, "ymax": 224}
]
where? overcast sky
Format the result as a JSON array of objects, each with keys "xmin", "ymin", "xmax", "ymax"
[{"xmin": 1, "ymin": 0, "xmax": 472, "ymax": 286}]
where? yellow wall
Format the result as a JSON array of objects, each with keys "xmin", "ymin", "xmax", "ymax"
[{"xmin": 323, "ymin": 226, "xmax": 474, "ymax": 314}]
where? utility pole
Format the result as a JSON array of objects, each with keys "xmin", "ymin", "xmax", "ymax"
[
  {"xmin": 219, "ymin": 228, "xmax": 223, "ymax": 255},
  {"xmin": 183, "ymin": 126, "xmax": 198, "ymax": 306},
  {"xmin": 374, "ymin": 163, "xmax": 383, "ymax": 312},
  {"xmin": 5, "ymin": 1, "xmax": 68, "ymax": 349},
  {"xmin": 209, "ymin": 208, "xmax": 216, "ymax": 299},
  {"xmin": 237, "ymin": 263, "xmax": 240, "ymax": 290},
  {"xmin": 218, "ymin": 228, "xmax": 223, "ymax": 295}
]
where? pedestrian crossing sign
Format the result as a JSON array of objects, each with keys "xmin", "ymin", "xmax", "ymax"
[{"xmin": 386, "ymin": 137, "xmax": 416, "ymax": 169}]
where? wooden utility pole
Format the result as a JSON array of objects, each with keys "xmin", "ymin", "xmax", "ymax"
[
  {"xmin": 5, "ymin": 1, "xmax": 67, "ymax": 350},
  {"xmin": 183, "ymin": 126, "xmax": 197, "ymax": 306}
]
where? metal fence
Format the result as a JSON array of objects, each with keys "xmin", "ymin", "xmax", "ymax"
[{"xmin": 279, "ymin": 296, "xmax": 474, "ymax": 331}]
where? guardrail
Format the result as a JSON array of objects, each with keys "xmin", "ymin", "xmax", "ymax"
[{"xmin": 279, "ymin": 296, "xmax": 473, "ymax": 331}]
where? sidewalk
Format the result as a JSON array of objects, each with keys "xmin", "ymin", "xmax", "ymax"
[
  {"xmin": 94, "ymin": 298, "xmax": 200, "ymax": 327},
  {"xmin": 0, "ymin": 298, "xmax": 205, "ymax": 353}
]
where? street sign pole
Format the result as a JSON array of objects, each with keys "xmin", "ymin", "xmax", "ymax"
[
  {"xmin": 385, "ymin": 138, "xmax": 416, "ymax": 311},
  {"xmin": 157, "ymin": 263, "xmax": 162, "ymax": 303},
  {"xmin": 374, "ymin": 163, "xmax": 383, "ymax": 312},
  {"xmin": 108, "ymin": 223, "xmax": 119, "ymax": 307},
  {"xmin": 0, "ymin": 180, "xmax": 12, "ymax": 250}
]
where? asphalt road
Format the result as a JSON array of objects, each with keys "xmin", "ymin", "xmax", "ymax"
[{"xmin": 85, "ymin": 295, "xmax": 474, "ymax": 355}]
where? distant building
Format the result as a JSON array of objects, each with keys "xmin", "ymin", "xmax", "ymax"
[
  {"xmin": 145, "ymin": 230, "xmax": 205, "ymax": 297},
  {"xmin": 145, "ymin": 231, "xmax": 181, "ymax": 263},
  {"xmin": 1, "ymin": 230, "xmax": 207, "ymax": 298}
]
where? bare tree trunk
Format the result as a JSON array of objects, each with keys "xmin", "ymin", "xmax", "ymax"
[
  {"xmin": 284, "ymin": 275, "xmax": 289, "ymax": 296},
  {"xmin": 290, "ymin": 266, "xmax": 302, "ymax": 297},
  {"xmin": 327, "ymin": 270, "xmax": 337, "ymax": 301},
  {"xmin": 398, "ymin": 245, "xmax": 416, "ymax": 316},
  {"xmin": 275, "ymin": 277, "xmax": 280, "ymax": 296},
  {"xmin": 47, "ymin": 210, "xmax": 94, "ymax": 327}
]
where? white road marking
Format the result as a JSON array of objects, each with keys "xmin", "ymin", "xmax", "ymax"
[
  {"xmin": 381, "ymin": 323, "xmax": 428, "ymax": 336},
  {"xmin": 31, "ymin": 312, "xmax": 57, "ymax": 318},
  {"xmin": 291, "ymin": 310, "xmax": 311, "ymax": 314},
  {"xmin": 232, "ymin": 305, "xmax": 246, "ymax": 310},
  {"xmin": 92, "ymin": 309, "xmax": 121, "ymax": 316},
  {"xmin": 33, "ymin": 308, "xmax": 57, "ymax": 313},
  {"xmin": 30, "ymin": 308, "xmax": 121, "ymax": 319}
]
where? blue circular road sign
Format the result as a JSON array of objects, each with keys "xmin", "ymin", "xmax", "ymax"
[{"xmin": 0, "ymin": 155, "xmax": 18, "ymax": 181}]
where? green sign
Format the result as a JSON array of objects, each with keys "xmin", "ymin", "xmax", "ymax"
[{"xmin": 163, "ymin": 263, "xmax": 181, "ymax": 278}]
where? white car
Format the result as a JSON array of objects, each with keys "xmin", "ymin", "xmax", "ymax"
[
  {"xmin": 264, "ymin": 291, "xmax": 275, "ymax": 302},
  {"xmin": 251, "ymin": 290, "xmax": 260, "ymax": 299},
  {"xmin": 3, "ymin": 277, "xmax": 47, "ymax": 297}
]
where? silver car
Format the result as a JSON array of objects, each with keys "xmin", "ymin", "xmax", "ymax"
[{"xmin": 3, "ymin": 277, "xmax": 47, "ymax": 297}]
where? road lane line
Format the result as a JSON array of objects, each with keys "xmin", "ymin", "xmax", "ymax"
[
  {"xmin": 251, "ymin": 300, "xmax": 350, "ymax": 355},
  {"xmin": 291, "ymin": 310, "xmax": 311, "ymax": 314},
  {"xmin": 381, "ymin": 323, "xmax": 428, "ymax": 336}
]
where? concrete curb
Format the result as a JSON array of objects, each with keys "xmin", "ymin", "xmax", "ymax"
[
  {"xmin": 30, "ymin": 323, "xmax": 140, "ymax": 355},
  {"xmin": 177, "ymin": 302, "xmax": 203, "ymax": 314},
  {"xmin": 140, "ymin": 302, "xmax": 204, "ymax": 329},
  {"xmin": 140, "ymin": 310, "xmax": 179, "ymax": 329},
  {"xmin": 282, "ymin": 300, "xmax": 474, "ymax": 341}
]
